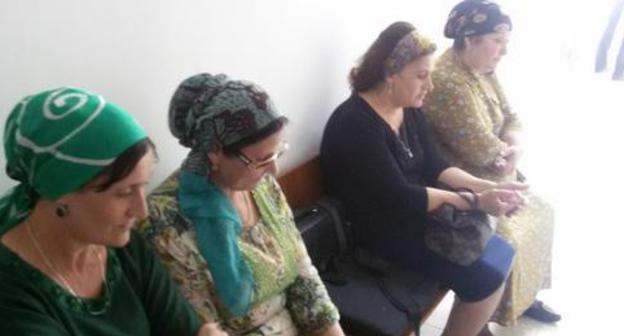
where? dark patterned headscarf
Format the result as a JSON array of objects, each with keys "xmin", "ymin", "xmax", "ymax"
[
  {"xmin": 169, "ymin": 73, "xmax": 285, "ymax": 175},
  {"xmin": 444, "ymin": 0, "xmax": 512, "ymax": 39}
]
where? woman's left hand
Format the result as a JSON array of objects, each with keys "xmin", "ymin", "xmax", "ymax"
[
  {"xmin": 501, "ymin": 188, "xmax": 527, "ymax": 216},
  {"xmin": 491, "ymin": 179, "xmax": 528, "ymax": 216}
]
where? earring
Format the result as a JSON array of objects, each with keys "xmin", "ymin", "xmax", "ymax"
[
  {"xmin": 386, "ymin": 82, "xmax": 394, "ymax": 96},
  {"xmin": 55, "ymin": 204, "xmax": 69, "ymax": 218}
]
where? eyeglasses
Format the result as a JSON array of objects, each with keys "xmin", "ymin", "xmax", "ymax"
[{"xmin": 236, "ymin": 142, "xmax": 289, "ymax": 170}]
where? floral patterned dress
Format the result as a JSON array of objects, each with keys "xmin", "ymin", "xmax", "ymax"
[
  {"xmin": 138, "ymin": 172, "xmax": 339, "ymax": 335},
  {"xmin": 423, "ymin": 48, "xmax": 554, "ymax": 325}
]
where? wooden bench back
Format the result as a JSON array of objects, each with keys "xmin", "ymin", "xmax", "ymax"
[{"xmin": 277, "ymin": 156, "xmax": 323, "ymax": 209}]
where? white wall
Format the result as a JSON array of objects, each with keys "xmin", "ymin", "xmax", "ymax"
[
  {"xmin": 0, "ymin": 0, "xmax": 603, "ymax": 191},
  {"xmin": 0, "ymin": 0, "xmax": 463, "ymax": 190},
  {"xmin": 4, "ymin": 1, "xmax": 624, "ymax": 328}
]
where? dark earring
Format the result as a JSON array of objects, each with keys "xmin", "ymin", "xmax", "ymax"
[
  {"xmin": 209, "ymin": 158, "xmax": 219, "ymax": 172},
  {"xmin": 55, "ymin": 204, "xmax": 69, "ymax": 218}
]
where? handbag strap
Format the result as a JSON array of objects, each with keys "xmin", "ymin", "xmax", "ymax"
[
  {"xmin": 437, "ymin": 181, "xmax": 479, "ymax": 210},
  {"xmin": 454, "ymin": 187, "xmax": 479, "ymax": 210}
]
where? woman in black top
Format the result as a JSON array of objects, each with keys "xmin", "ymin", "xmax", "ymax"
[{"xmin": 320, "ymin": 22, "xmax": 525, "ymax": 336}]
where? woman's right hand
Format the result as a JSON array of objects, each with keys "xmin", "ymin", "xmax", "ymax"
[
  {"xmin": 495, "ymin": 181, "xmax": 529, "ymax": 191},
  {"xmin": 492, "ymin": 145, "xmax": 522, "ymax": 176},
  {"xmin": 198, "ymin": 323, "xmax": 228, "ymax": 336},
  {"xmin": 477, "ymin": 189, "xmax": 524, "ymax": 216}
]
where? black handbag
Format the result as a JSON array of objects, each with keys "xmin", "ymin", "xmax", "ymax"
[
  {"xmin": 294, "ymin": 198, "xmax": 436, "ymax": 336},
  {"xmin": 424, "ymin": 188, "xmax": 494, "ymax": 266}
]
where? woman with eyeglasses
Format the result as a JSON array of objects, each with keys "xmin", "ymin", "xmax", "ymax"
[{"xmin": 138, "ymin": 74, "xmax": 344, "ymax": 336}]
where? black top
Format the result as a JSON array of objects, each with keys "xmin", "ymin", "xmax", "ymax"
[{"xmin": 320, "ymin": 94, "xmax": 449, "ymax": 261}]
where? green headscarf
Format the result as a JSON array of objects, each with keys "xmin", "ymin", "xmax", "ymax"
[{"xmin": 0, "ymin": 87, "xmax": 148, "ymax": 235}]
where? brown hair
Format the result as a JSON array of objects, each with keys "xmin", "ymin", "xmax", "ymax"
[
  {"xmin": 349, "ymin": 21, "xmax": 416, "ymax": 92},
  {"xmin": 92, "ymin": 138, "xmax": 156, "ymax": 191},
  {"xmin": 453, "ymin": 38, "xmax": 467, "ymax": 50},
  {"xmin": 453, "ymin": 35, "xmax": 484, "ymax": 50}
]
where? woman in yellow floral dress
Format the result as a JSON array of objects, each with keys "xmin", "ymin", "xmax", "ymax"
[
  {"xmin": 138, "ymin": 74, "xmax": 343, "ymax": 336},
  {"xmin": 423, "ymin": 0, "xmax": 559, "ymax": 329}
]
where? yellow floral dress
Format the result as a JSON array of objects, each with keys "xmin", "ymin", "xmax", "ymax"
[
  {"xmin": 137, "ymin": 172, "xmax": 339, "ymax": 335},
  {"xmin": 423, "ymin": 48, "xmax": 554, "ymax": 325}
]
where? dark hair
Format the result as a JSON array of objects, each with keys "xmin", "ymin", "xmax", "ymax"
[
  {"xmin": 93, "ymin": 138, "xmax": 156, "ymax": 191},
  {"xmin": 222, "ymin": 117, "xmax": 288, "ymax": 157},
  {"xmin": 453, "ymin": 38, "xmax": 466, "ymax": 50},
  {"xmin": 452, "ymin": 35, "xmax": 483, "ymax": 50},
  {"xmin": 349, "ymin": 21, "xmax": 416, "ymax": 92}
]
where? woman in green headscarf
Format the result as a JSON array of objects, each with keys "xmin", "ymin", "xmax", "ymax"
[
  {"xmin": 139, "ymin": 74, "xmax": 343, "ymax": 336},
  {"xmin": 0, "ymin": 87, "xmax": 223, "ymax": 335}
]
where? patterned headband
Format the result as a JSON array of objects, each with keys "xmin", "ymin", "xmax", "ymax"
[{"xmin": 384, "ymin": 30, "xmax": 436, "ymax": 76}]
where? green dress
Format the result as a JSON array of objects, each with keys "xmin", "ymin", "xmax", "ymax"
[
  {"xmin": 0, "ymin": 232, "xmax": 201, "ymax": 335},
  {"xmin": 139, "ymin": 172, "xmax": 339, "ymax": 335},
  {"xmin": 423, "ymin": 48, "xmax": 554, "ymax": 325}
]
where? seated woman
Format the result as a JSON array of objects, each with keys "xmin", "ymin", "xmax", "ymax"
[
  {"xmin": 320, "ymin": 22, "xmax": 526, "ymax": 336},
  {"xmin": 423, "ymin": 0, "xmax": 558, "ymax": 327},
  {"xmin": 138, "ymin": 74, "xmax": 344, "ymax": 336},
  {"xmin": 0, "ymin": 88, "xmax": 220, "ymax": 335}
]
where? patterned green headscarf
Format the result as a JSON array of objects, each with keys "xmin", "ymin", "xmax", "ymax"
[
  {"xmin": 169, "ymin": 73, "xmax": 285, "ymax": 176},
  {"xmin": 168, "ymin": 73, "xmax": 286, "ymax": 316},
  {"xmin": 0, "ymin": 87, "xmax": 148, "ymax": 235}
]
